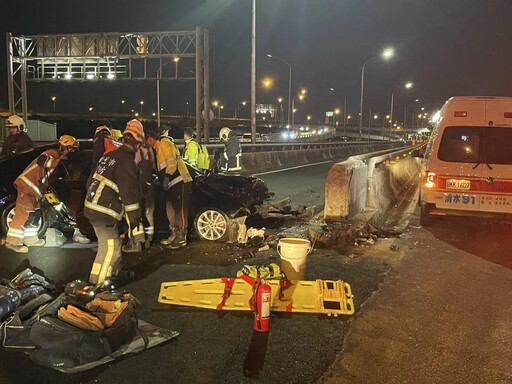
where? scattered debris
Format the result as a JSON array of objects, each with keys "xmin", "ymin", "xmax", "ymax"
[
  {"xmin": 258, "ymin": 245, "xmax": 270, "ymax": 252},
  {"xmin": 390, "ymin": 244, "xmax": 400, "ymax": 252}
]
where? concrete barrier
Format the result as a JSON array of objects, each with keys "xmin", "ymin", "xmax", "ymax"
[{"xmin": 324, "ymin": 144, "xmax": 426, "ymax": 222}]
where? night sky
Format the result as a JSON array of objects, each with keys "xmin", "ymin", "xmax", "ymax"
[{"xmin": 1, "ymin": 0, "xmax": 511, "ymax": 124}]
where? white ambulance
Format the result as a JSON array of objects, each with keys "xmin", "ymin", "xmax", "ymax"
[{"xmin": 420, "ymin": 96, "xmax": 512, "ymax": 224}]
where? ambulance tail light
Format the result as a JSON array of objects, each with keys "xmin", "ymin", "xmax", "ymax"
[
  {"xmin": 454, "ymin": 111, "xmax": 467, "ymax": 117},
  {"xmin": 504, "ymin": 112, "xmax": 512, "ymax": 118},
  {"xmin": 424, "ymin": 171, "xmax": 437, "ymax": 189}
]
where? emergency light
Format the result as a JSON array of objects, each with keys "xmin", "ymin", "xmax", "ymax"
[
  {"xmin": 424, "ymin": 171, "xmax": 437, "ymax": 189},
  {"xmin": 454, "ymin": 111, "xmax": 467, "ymax": 117}
]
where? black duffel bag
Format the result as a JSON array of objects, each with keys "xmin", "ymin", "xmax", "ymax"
[{"xmin": 29, "ymin": 294, "xmax": 138, "ymax": 368}]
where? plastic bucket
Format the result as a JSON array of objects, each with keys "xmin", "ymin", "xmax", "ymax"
[{"xmin": 277, "ymin": 238, "xmax": 311, "ymax": 280}]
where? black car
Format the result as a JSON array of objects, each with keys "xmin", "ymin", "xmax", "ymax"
[{"xmin": 0, "ymin": 141, "xmax": 272, "ymax": 242}]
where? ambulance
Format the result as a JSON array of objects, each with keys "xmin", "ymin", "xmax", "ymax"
[{"xmin": 420, "ymin": 96, "xmax": 512, "ymax": 224}]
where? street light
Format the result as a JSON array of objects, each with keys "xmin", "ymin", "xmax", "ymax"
[
  {"xmin": 291, "ymin": 91, "xmax": 306, "ymax": 130},
  {"xmin": 389, "ymin": 81, "xmax": 413, "ymax": 140},
  {"xmin": 140, "ymin": 100, "xmax": 144, "ymax": 114},
  {"xmin": 262, "ymin": 78, "xmax": 272, "ymax": 88},
  {"xmin": 51, "ymin": 96, "xmax": 56, "ymax": 112},
  {"xmin": 359, "ymin": 47, "xmax": 394, "ymax": 139},
  {"xmin": 266, "ymin": 53, "xmax": 292, "ymax": 127}
]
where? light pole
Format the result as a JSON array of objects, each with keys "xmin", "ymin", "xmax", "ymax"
[
  {"xmin": 156, "ymin": 61, "xmax": 176, "ymax": 128},
  {"xmin": 140, "ymin": 100, "xmax": 144, "ymax": 115},
  {"xmin": 266, "ymin": 53, "xmax": 292, "ymax": 127},
  {"xmin": 186, "ymin": 102, "xmax": 190, "ymax": 117},
  {"xmin": 51, "ymin": 96, "xmax": 56, "ymax": 112},
  {"xmin": 389, "ymin": 81, "xmax": 413, "ymax": 140},
  {"xmin": 251, "ymin": 0, "xmax": 256, "ymax": 144},
  {"xmin": 359, "ymin": 48, "xmax": 394, "ymax": 140},
  {"xmin": 291, "ymin": 90, "xmax": 306, "ymax": 131}
]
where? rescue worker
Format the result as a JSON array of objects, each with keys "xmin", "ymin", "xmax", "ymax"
[
  {"xmin": 183, "ymin": 127, "xmax": 200, "ymax": 169},
  {"xmin": 1, "ymin": 115, "xmax": 34, "ymax": 157},
  {"xmin": 84, "ymin": 119, "xmax": 145, "ymax": 285},
  {"xmin": 219, "ymin": 127, "xmax": 242, "ymax": 172},
  {"xmin": 5, "ymin": 135, "xmax": 79, "ymax": 253},
  {"xmin": 147, "ymin": 130, "xmax": 192, "ymax": 249},
  {"xmin": 122, "ymin": 136, "xmax": 156, "ymax": 252},
  {"xmin": 91, "ymin": 125, "xmax": 118, "ymax": 169}
]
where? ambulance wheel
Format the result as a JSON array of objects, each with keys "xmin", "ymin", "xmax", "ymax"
[
  {"xmin": 1, "ymin": 201, "xmax": 48, "ymax": 239},
  {"xmin": 195, "ymin": 208, "xmax": 229, "ymax": 242}
]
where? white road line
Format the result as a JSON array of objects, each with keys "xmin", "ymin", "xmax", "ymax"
[{"xmin": 251, "ymin": 160, "xmax": 334, "ymax": 176}]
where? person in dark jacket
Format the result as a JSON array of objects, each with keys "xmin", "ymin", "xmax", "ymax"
[
  {"xmin": 1, "ymin": 115, "xmax": 33, "ymax": 157},
  {"xmin": 219, "ymin": 127, "xmax": 242, "ymax": 172},
  {"xmin": 84, "ymin": 119, "xmax": 145, "ymax": 285},
  {"xmin": 91, "ymin": 125, "xmax": 119, "ymax": 170}
]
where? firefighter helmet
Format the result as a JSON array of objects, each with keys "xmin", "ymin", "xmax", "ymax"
[
  {"xmin": 219, "ymin": 127, "xmax": 231, "ymax": 141},
  {"xmin": 58, "ymin": 135, "xmax": 79, "ymax": 149},
  {"xmin": 159, "ymin": 129, "xmax": 173, "ymax": 141},
  {"xmin": 95, "ymin": 125, "xmax": 110, "ymax": 136},
  {"xmin": 5, "ymin": 115, "xmax": 25, "ymax": 131},
  {"xmin": 124, "ymin": 119, "xmax": 145, "ymax": 142}
]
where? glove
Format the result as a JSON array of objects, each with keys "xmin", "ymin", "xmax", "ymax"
[{"xmin": 131, "ymin": 223, "xmax": 145, "ymax": 244}]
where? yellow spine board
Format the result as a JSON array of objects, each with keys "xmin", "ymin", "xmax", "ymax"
[{"xmin": 158, "ymin": 278, "xmax": 355, "ymax": 317}]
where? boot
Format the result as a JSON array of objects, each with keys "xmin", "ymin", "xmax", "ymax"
[
  {"xmin": 160, "ymin": 227, "xmax": 178, "ymax": 245},
  {"xmin": 122, "ymin": 239, "xmax": 142, "ymax": 253},
  {"xmin": 144, "ymin": 236, "xmax": 153, "ymax": 250},
  {"xmin": 5, "ymin": 243, "xmax": 29, "ymax": 253},
  {"xmin": 167, "ymin": 228, "xmax": 187, "ymax": 249},
  {"xmin": 25, "ymin": 238, "xmax": 45, "ymax": 247},
  {"xmin": 110, "ymin": 269, "xmax": 135, "ymax": 287}
]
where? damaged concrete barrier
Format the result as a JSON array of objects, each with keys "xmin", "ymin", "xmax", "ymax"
[{"xmin": 324, "ymin": 145, "xmax": 424, "ymax": 222}]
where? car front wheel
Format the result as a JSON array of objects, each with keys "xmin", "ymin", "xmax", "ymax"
[{"xmin": 194, "ymin": 208, "xmax": 229, "ymax": 241}]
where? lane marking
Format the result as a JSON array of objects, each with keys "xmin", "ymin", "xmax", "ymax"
[{"xmin": 251, "ymin": 160, "xmax": 334, "ymax": 176}]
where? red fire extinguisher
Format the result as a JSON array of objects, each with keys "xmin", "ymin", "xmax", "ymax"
[{"xmin": 254, "ymin": 280, "xmax": 271, "ymax": 332}]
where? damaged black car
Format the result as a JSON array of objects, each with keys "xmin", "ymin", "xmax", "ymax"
[{"xmin": 0, "ymin": 141, "xmax": 274, "ymax": 243}]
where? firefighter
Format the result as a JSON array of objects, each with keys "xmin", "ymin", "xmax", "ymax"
[
  {"xmin": 122, "ymin": 136, "xmax": 156, "ymax": 252},
  {"xmin": 219, "ymin": 127, "xmax": 242, "ymax": 172},
  {"xmin": 147, "ymin": 130, "xmax": 192, "ymax": 249},
  {"xmin": 1, "ymin": 115, "xmax": 34, "ymax": 157},
  {"xmin": 5, "ymin": 135, "xmax": 79, "ymax": 253},
  {"xmin": 84, "ymin": 119, "xmax": 145, "ymax": 285},
  {"xmin": 91, "ymin": 125, "xmax": 119, "ymax": 170}
]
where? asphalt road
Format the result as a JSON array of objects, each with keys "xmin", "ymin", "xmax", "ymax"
[{"xmin": 3, "ymin": 159, "xmax": 384, "ymax": 384}]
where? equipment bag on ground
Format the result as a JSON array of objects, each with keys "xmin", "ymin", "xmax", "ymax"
[{"xmin": 29, "ymin": 292, "xmax": 139, "ymax": 368}]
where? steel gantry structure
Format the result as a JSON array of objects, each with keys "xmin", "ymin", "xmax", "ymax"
[{"xmin": 6, "ymin": 27, "xmax": 211, "ymax": 142}]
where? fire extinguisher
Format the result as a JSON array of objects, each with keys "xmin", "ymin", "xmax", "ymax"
[{"xmin": 253, "ymin": 280, "xmax": 271, "ymax": 332}]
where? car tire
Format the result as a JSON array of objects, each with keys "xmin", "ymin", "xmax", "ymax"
[
  {"xmin": 1, "ymin": 201, "xmax": 49, "ymax": 239},
  {"xmin": 194, "ymin": 208, "xmax": 230, "ymax": 242}
]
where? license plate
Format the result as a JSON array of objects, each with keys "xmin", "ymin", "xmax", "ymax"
[{"xmin": 446, "ymin": 179, "xmax": 471, "ymax": 191}]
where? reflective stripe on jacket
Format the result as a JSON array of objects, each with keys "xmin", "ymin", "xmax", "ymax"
[
  {"xmin": 155, "ymin": 138, "xmax": 192, "ymax": 186},
  {"xmin": 84, "ymin": 146, "xmax": 141, "ymax": 223},
  {"xmin": 183, "ymin": 139, "xmax": 200, "ymax": 167}
]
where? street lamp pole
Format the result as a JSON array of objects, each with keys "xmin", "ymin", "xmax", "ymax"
[
  {"xmin": 250, "ymin": 0, "xmax": 256, "ymax": 144},
  {"xmin": 389, "ymin": 81, "xmax": 412, "ymax": 141},
  {"xmin": 266, "ymin": 53, "xmax": 292, "ymax": 127},
  {"xmin": 359, "ymin": 48, "xmax": 394, "ymax": 140}
]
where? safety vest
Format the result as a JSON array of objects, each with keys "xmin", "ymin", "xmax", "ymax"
[{"xmin": 155, "ymin": 138, "xmax": 192, "ymax": 187}]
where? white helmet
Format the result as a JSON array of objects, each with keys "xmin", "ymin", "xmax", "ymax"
[
  {"xmin": 219, "ymin": 127, "xmax": 231, "ymax": 141},
  {"xmin": 6, "ymin": 115, "xmax": 25, "ymax": 131}
]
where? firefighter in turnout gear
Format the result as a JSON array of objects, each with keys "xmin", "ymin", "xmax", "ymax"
[
  {"xmin": 147, "ymin": 130, "xmax": 192, "ymax": 249},
  {"xmin": 85, "ymin": 120, "xmax": 145, "ymax": 285},
  {"xmin": 1, "ymin": 115, "xmax": 34, "ymax": 157},
  {"xmin": 219, "ymin": 127, "xmax": 242, "ymax": 172},
  {"xmin": 5, "ymin": 135, "xmax": 78, "ymax": 253},
  {"xmin": 91, "ymin": 125, "xmax": 119, "ymax": 170}
]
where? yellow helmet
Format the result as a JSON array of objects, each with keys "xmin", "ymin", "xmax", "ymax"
[
  {"xmin": 219, "ymin": 127, "xmax": 231, "ymax": 141},
  {"xmin": 58, "ymin": 135, "xmax": 79, "ymax": 149},
  {"xmin": 123, "ymin": 119, "xmax": 144, "ymax": 142}
]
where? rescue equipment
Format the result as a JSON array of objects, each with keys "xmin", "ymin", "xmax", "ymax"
[{"xmin": 158, "ymin": 277, "xmax": 355, "ymax": 317}]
